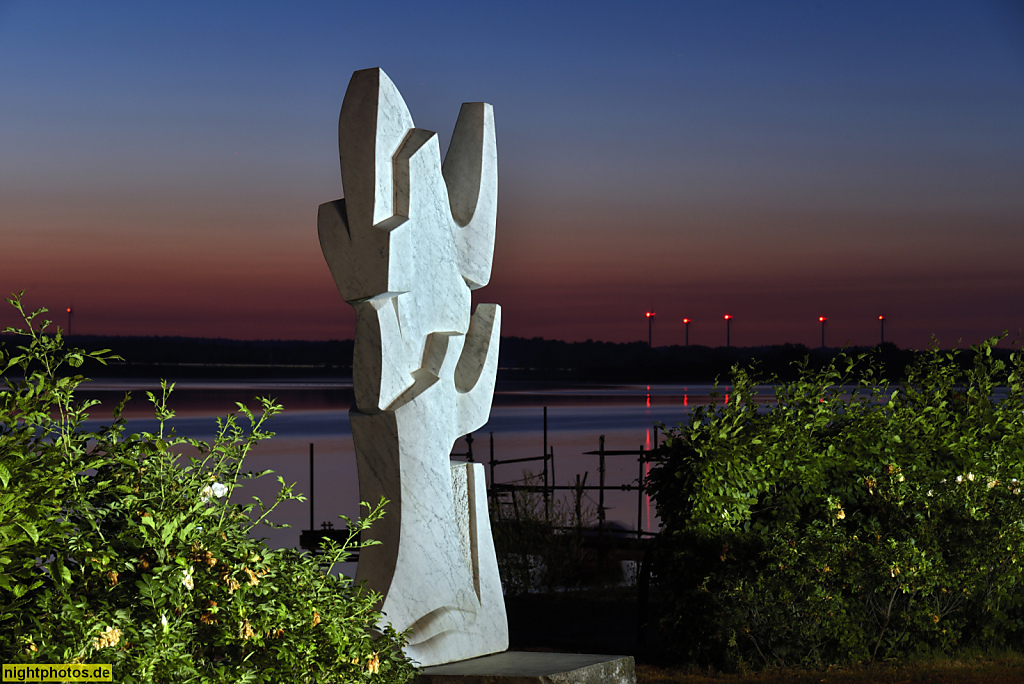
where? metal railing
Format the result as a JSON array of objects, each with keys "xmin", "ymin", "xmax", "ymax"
[{"xmin": 300, "ymin": 407, "xmax": 662, "ymax": 552}]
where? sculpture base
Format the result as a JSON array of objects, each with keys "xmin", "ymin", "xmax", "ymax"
[{"xmin": 416, "ymin": 651, "xmax": 635, "ymax": 683}]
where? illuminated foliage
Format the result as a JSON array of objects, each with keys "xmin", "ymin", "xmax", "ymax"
[
  {"xmin": 648, "ymin": 339, "xmax": 1024, "ymax": 669},
  {"xmin": 0, "ymin": 294, "xmax": 415, "ymax": 683}
]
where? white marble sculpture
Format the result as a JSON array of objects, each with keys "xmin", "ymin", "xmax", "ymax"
[{"xmin": 317, "ymin": 68, "xmax": 507, "ymax": 666}]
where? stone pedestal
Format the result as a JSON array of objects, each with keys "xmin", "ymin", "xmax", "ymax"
[{"xmin": 416, "ymin": 651, "xmax": 636, "ymax": 684}]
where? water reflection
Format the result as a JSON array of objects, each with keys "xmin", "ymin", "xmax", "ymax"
[{"xmin": 76, "ymin": 379, "xmax": 773, "ymax": 550}]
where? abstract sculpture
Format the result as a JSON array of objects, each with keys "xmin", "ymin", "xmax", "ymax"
[{"xmin": 317, "ymin": 68, "xmax": 507, "ymax": 666}]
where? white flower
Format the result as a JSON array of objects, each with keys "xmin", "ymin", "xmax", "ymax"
[
  {"xmin": 200, "ymin": 482, "xmax": 229, "ymax": 502},
  {"xmin": 967, "ymin": 472, "xmax": 975, "ymax": 482},
  {"xmin": 161, "ymin": 613, "xmax": 169, "ymax": 633},
  {"xmin": 956, "ymin": 475, "xmax": 964, "ymax": 484},
  {"xmin": 182, "ymin": 566, "xmax": 194, "ymax": 591}
]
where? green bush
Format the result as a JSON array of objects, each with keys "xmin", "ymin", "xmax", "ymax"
[
  {"xmin": 647, "ymin": 338, "xmax": 1024, "ymax": 670},
  {"xmin": 0, "ymin": 295, "xmax": 416, "ymax": 683}
]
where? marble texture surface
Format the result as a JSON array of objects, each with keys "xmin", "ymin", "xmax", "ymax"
[{"xmin": 318, "ymin": 67, "xmax": 507, "ymax": 666}]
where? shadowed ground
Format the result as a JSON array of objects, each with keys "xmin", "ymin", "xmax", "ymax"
[{"xmin": 504, "ymin": 589, "xmax": 1024, "ymax": 683}]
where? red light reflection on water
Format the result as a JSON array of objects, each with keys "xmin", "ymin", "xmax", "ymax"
[
  {"xmin": 644, "ymin": 427, "xmax": 652, "ymax": 532},
  {"xmin": 645, "ymin": 385, "xmax": 651, "ymax": 408}
]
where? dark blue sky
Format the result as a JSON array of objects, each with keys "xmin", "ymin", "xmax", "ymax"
[{"xmin": 2, "ymin": 1, "xmax": 1022, "ymax": 348}]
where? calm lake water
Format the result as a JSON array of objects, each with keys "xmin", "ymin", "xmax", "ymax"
[{"xmin": 78, "ymin": 379, "xmax": 752, "ymax": 550}]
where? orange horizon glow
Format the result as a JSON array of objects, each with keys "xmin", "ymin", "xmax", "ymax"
[{"xmin": 1, "ymin": 5, "xmax": 1020, "ymax": 350}]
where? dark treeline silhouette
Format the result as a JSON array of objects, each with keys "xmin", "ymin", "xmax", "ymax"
[
  {"xmin": 12, "ymin": 336, "xmax": 356, "ymax": 379},
  {"xmin": 498, "ymin": 338, "xmax": 923, "ymax": 382},
  {"xmin": 1, "ymin": 334, "xmax": 1013, "ymax": 383}
]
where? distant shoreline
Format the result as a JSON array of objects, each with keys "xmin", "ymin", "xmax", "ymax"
[{"xmin": 1, "ymin": 334, "xmax": 1014, "ymax": 383}]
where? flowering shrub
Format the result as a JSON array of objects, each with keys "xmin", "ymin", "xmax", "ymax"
[
  {"xmin": 647, "ymin": 337, "xmax": 1024, "ymax": 669},
  {"xmin": 0, "ymin": 295, "xmax": 416, "ymax": 683}
]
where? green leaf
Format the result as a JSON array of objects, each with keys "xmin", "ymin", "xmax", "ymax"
[
  {"xmin": 15, "ymin": 521, "xmax": 39, "ymax": 544},
  {"xmin": 160, "ymin": 520, "xmax": 177, "ymax": 546},
  {"xmin": 54, "ymin": 559, "xmax": 71, "ymax": 587}
]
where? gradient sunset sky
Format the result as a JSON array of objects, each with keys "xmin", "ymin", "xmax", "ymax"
[{"xmin": 2, "ymin": 1, "xmax": 1022, "ymax": 349}]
